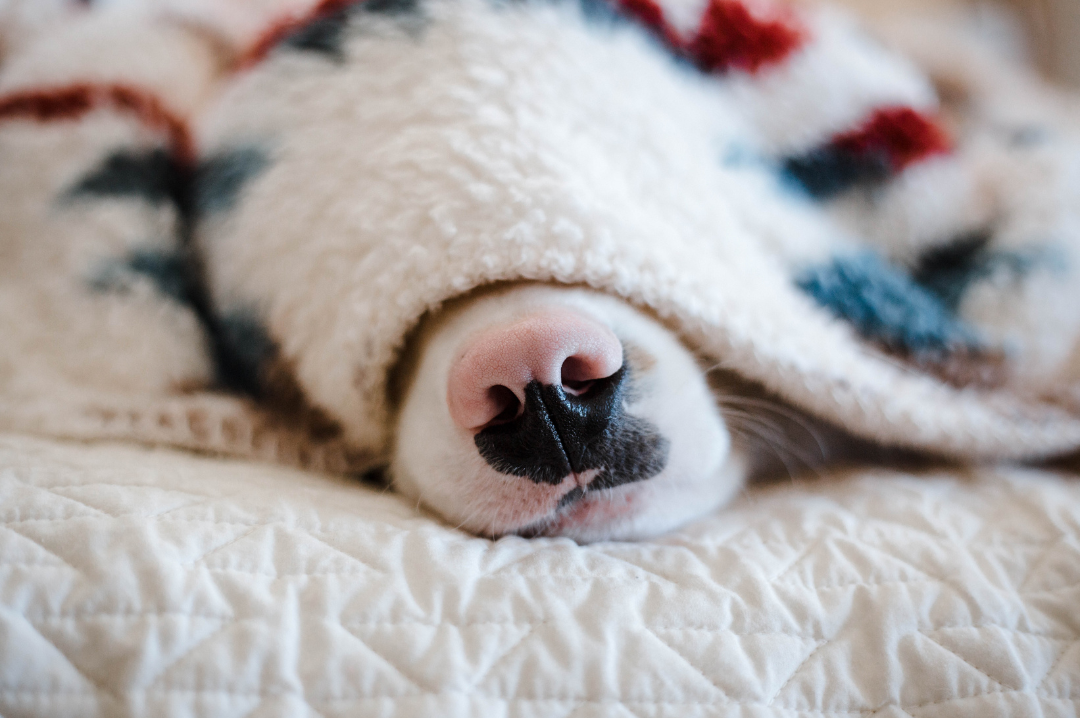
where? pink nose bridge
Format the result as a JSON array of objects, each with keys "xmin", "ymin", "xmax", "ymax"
[{"xmin": 447, "ymin": 309, "xmax": 624, "ymax": 431}]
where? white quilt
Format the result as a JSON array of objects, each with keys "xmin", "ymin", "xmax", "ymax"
[{"xmin": 0, "ymin": 433, "xmax": 1078, "ymax": 717}]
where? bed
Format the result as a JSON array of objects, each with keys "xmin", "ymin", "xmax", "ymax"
[{"xmin": 1, "ymin": 431, "xmax": 1076, "ymax": 717}]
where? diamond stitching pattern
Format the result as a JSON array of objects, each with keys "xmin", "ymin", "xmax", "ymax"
[{"xmin": 0, "ymin": 434, "xmax": 1078, "ymax": 717}]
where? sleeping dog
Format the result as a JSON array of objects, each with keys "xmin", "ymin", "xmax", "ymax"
[
  {"xmin": 392, "ymin": 283, "xmax": 745, "ymax": 542},
  {"xmin": 3, "ymin": 0, "xmax": 1080, "ymax": 543},
  {"xmin": 391, "ymin": 281, "xmax": 882, "ymax": 541}
]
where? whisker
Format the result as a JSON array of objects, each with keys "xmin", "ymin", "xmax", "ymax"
[
  {"xmin": 717, "ymin": 394, "xmax": 829, "ymax": 459},
  {"xmin": 722, "ymin": 408, "xmax": 827, "ymax": 481},
  {"xmin": 448, "ymin": 491, "xmax": 493, "ymax": 535}
]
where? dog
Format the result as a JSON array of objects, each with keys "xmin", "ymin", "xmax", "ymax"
[
  {"xmin": 388, "ymin": 281, "xmax": 891, "ymax": 542},
  {"xmin": 391, "ymin": 283, "xmax": 747, "ymax": 542}
]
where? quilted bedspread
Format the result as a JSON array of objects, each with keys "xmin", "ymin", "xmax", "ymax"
[{"xmin": 0, "ymin": 433, "xmax": 1078, "ymax": 717}]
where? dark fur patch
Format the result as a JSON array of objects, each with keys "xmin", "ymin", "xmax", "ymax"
[
  {"xmin": 912, "ymin": 231, "xmax": 991, "ymax": 310},
  {"xmin": 796, "ymin": 252, "xmax": 976, "ymax": 355},
  {"xmin": 582, "ymin": 414, "xmax": 669, "ymax": 490},
  {"xmin": 557, "ymin": 486, "xmax": 586, "ymax": 508},
  {"xmin": 475, "ymin": 366, "xmax": 669, "ymax": 489}
]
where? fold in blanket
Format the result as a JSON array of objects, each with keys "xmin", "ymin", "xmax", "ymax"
[{"xmin": 2, "ymin": 0, "xmax": 1080, "ymax": 470}]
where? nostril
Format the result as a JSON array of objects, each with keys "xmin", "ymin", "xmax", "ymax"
[
  {"xmin": 561, "ymin": 378, "xmax": 595, "ymax": 396},
  {"xmin": 561, "ymin": 355, "xmax": 615, "ymax": 396},
  {"xmin": 560, "ymin": 355, "xmax": 594, "ymax": 385},
  {"xmin": 485, "ymin": 385, "xmax": 522, "ymax": 427},
  {"xmin": 446, "ymin": 307, "xmax": 624, "ymax": 431}
]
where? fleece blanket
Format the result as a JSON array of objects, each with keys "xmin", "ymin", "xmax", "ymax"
[
  {"xmin": 0, "ymin": 431, "xmax": 1077, "ymax": 717},
  {"xmin": 3, "ymin": 0, "xmax": 1080, "ymax": 469}
]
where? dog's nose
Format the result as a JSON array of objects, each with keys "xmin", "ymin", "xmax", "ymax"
[{"xmin": 447, "ymin": 309, "xmax": 624, "ymax": 431}]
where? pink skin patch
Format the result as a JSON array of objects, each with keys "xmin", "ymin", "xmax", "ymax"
[
  {"xmin": 455, "ymin": 469, "xmax": 577, "ymax": 536},
  {"xmin": 519, "ymin": 480, "xmax": 639, "ymax": 537},
  {"xmin": 459, "ymin": 465, "xmax": 614, "ymax": 537},
  {"xmin": 446, "ymin": 308, "xmax": 624, "ymax": 431}
]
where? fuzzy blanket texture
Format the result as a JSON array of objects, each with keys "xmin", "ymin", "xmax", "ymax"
[{"xmin": 2, "ymin": 0, "xmax": 1080, "ymax": 469}]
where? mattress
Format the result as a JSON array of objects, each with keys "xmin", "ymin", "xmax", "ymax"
[{"xmin": 0, "ymin": 431, "xmax": 1077, "ymax": 717}]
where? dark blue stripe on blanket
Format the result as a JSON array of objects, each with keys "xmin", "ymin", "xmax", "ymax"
[
  {"xmin": 782, "ymin": 147, "xmax": 892, "ymax": 200},
  {"xmin": 276, "ymin": 0, "xmax": 421, "ymax": 62},
  {"xmin": 796, "ymin": 252, "xmax": 975, "ymax": 355},
  {"xmin": 66, "ymin": 148, "xmax": 185, "ymax": 206}
]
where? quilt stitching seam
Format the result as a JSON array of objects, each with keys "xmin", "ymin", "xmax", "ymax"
[
  {"xmin": 138, "ymin": 619, "xmax": 237, "ymax": 690},
  {"xmin": 643, "ymin": 625, "xmax": 736, "ymax": 704},
  {"xmin": 0, "ymin": 607, "xmax": 121, "ymax": 703},
  {"xmin": 918, "ymin": 634, "xmax": 1008, "ymax": 690},
  {"xmin": 768, "ymin": 638, "xmax": 829, "ymax": 707},
  {"xmin": 1035, "ymin": 638, "xmax": 1079, "ymax": 693},
  {"xmin": 0, "ymin": 525, "xmax": 82, "ymax": 573}
]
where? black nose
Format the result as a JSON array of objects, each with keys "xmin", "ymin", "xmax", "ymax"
[{"xmin": 474, "ymin": 366, "xmax": 669, "ymax": 490}]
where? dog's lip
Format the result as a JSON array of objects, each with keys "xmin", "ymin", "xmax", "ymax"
[{"xmin": 514, "ymin": 480, "xmax": 636, "ymax": 538}]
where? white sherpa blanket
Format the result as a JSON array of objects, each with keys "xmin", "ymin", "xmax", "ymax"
[
  {"xmin": 3, "ymin": 0, "xmax": 1080, "ymax": 472},
  {"xmin": 0, "ymin": 431, "xmax": 1077, "ymax": 717}
]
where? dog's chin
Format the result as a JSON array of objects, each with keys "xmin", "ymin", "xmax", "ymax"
[
  {"xmin": 511, "ymin": 462, "xmax": 746, "ymax": 543},
  {"xmin": 391, "ymin": 412, "xmax": 745, "ymax": 542},
  {"xmin": 514, "ymin": 486, "xmax": 656, "ymax": 542},
  {"xmin": 393, "ymin": 438, "xmax": 746, "ymax": 543}
]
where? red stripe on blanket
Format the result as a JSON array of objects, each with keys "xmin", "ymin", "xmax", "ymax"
[
  {"xmin": 832, "ymin": 107, "xmax": 951, "ymax": 171},
  {"xmin": 241, "ymin": 0, "xmax": 806, "ymax": 78},
  {"xmin": 616, "ymin": 0, "xmax": 685, "ymax": 50},
  {"xmin": 688, "ymin": 0, "xmax": 806, "ymax": 74},
  {"xmin": 0, "ymin": 84, "xmax": 196, "ymax": 165},
  {"xmin": 239, "ymin": 0, "xmax": 356, "ymax": 69}
]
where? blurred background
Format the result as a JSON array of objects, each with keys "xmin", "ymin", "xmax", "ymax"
[
  {"xmin": 833, "ymin": 0, "xmax": 1080, "ymax": 87},
  {"xmin": 0, "ymin": 0, "xmax": 1078, "ymax": 86},
  {"xmin": 1005, "ymin": 0, "xmax": 1080, "ymax": 86}
]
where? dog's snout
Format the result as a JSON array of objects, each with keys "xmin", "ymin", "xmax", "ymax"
[
  {"xmin": 392, "ymin": 286, "xmax": 714, "ymax": 539},
  {"xmin": 446, "ymin": 309, "xmax": 624, "ymax": 431},
  {"xmin": 444, "ymin": 306, "xmax": 670, "ymax": 490},
  {"xmin": 474, "ymin": 369, "xmax": 628, "ymax": 484}
]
